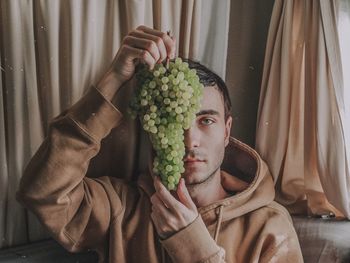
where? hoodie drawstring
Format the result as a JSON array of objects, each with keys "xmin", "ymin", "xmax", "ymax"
[
  {"xmin": 214, "ymin": 205, "xmax": 224, "ymax": 242},
  {"xmin": 161, "ymin": 245, "xmax": 166, "ymax": 263}
]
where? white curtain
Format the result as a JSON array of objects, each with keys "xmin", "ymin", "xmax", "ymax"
[
  {"xmin": 0, "ymin": 0, "xmax": 230, "ymax": 248},
  {"xmin": 337, "ymin": 0, "xmax": 350, "ymax": 217},
  {"xmin": 256, "ymin": 0, "xmax": 350, "ymax": 218}
]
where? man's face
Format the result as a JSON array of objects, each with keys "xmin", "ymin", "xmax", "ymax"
[{"xmin": 182, "ymin": 86, "xmax": 232, "ymax": 186}]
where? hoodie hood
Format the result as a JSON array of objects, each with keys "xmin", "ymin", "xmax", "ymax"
[
  {"xmin": 137, "ymin": 136, "xmax": 275, "ymax": 225},
  {"xmin": 198, "ymin": 137, "xmax": 275, "ymax": 227}
]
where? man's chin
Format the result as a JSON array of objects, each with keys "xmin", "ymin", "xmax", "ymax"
[
  {"xmin": 182, "ymin": 165, "xmax": 219, "ymax": 187},
  {"xmin": 182, "ymin": 171, "xmax": 206, "ymax": 186}
]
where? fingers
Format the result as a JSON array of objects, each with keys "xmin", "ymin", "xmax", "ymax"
[
  {"xmin": 150, "ymin": 193, "xmax": 171, "ymax": 214},
  {"xmin": 123, "ymin": 36, "xmax": 161, "ymax": 64},
  {"xmin": 150, "ymin": 192, "xmax": 176, "ymax": 239},
  {"xmin": 136, "ymin": 25, "xmax": 176, "ymax": 59},
  {"xmin": 119, "ymin": 44, "xmax": 156, "ymax": 70},
  {"xmin": 129, "ymin": 31, "xmax": 167, "ymax": 63},
  {"xmin": 176, "ymin": 178, "xmax": 196, "ymax": 210},
  {"xmin": 119, "ymin": 25, "xmax": 176, "ymax": 71},
  {"xmin": 151, "ymin": 177, "xmax": 197, "ymax": 239},
  {"xmin": 153, "ymin": 176, "xmax": 182, "ymax": 212}
]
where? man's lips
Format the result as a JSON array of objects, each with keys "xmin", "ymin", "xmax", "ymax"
[{"xmin": 183, "ymin": 158, "xmax": 205, "ymax": 163}]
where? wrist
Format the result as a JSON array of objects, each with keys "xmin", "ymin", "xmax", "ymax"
[{"xmin": 96, "ymin": 70, "xmax": 125, "ymax": 101}]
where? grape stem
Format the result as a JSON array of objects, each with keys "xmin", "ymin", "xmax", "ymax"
[{"xmin": 166, "ymin": 30, "xmax": 171, "ymax": 70}]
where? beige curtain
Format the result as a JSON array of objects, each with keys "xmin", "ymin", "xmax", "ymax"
[
  {"xmin": 0, "ymin": 0, "xmax": 230, "ymax": 248},
  {"xmin": 256, "ymin": 0, "xmax": 350, "ymax": 219}
]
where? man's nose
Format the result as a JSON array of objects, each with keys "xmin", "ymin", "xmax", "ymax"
[{"xmin": 184, "ymin": 126, "xmax": 200, "ymax": 149}]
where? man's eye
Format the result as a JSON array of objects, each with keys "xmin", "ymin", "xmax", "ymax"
[{"xmin": 200, "ymin": 118, "xmax": 214, "ymax": 125}]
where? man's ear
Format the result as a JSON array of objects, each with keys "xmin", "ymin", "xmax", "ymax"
[{"xmin": 224, "ymin": 116, "xmax": 232, "ymax": 147}]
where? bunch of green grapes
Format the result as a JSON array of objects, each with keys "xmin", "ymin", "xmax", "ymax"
[{"xmin": 129, "ymin": 58, "xmax": 203, "ymax": 190}]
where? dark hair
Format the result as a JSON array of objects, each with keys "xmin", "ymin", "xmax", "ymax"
[{"xmin": 183, "ymin": 58, "xmax": 232, "ymax": 119}]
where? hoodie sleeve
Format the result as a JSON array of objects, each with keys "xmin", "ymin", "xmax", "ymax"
[
  {"xmin": 256, "ymin": 203, "xmax": 304, "ymax": 263},
  {"xmin": 16, "ymin": 86, "xmax": 123, "ymax": 252},
  {"xmin": 161, "ymin": 216, "xmax": 226, "ymax": 263}
]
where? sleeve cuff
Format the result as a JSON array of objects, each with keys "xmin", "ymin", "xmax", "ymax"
[
  {"xmin": 67, "ymin": 86, "xmax": 123, "ymax": 142},
  {"xmin": 161, "ymin": 216, "xmax": 222, "ymax": 263}
]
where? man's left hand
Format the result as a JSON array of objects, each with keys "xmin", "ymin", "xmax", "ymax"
[{"xmin": 150, "ymin": 177, "xmax": 198, "ymax": 239}]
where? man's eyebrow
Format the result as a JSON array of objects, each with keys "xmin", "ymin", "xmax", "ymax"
[{"xmin": 196, "ymin": 110, "xmax": 220, "ymax": 116}]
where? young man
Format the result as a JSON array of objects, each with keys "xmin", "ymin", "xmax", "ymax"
[{"xmin": 17, "ymin": 26, "xmax": 303, "ymax": 262}]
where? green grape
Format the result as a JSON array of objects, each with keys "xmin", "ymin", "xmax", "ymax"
[
  {"xmin": 162, "ymin": 77, "xmax": 169, "ymax": 84},
  {"xmin": 177, "ymin": 72, "xmax": 185, "ymax": 81},
  {"xmin": 182, "ymin": 92, "xmax": 191, "ymax": 100},
  {"xmin": 141, "ymin": 90, "xmax": 148, "ymax": 97},
  {"xmin": 172, "ymin": 78, "xmax": 180, "ymax": 85},
  {"xmin": 175, "ymin": 107, "xmax": 182, "ymax": 114},
  {"xmin": 141, "ymin": 99, "xmax": 148, "ymax": 106},
  {"xmin": 170, "ymin": 101, "xmax": 178, "ymax": 108},
  {"xmin": 150, "ymin": 105, "xmax": 157, "ymax": 112},
  {"xmin": 150, "ymin": 126, "xmax": 157, "ymax": 134},
  {"xmin": 168, "ymin": 176, "xmax": 175, "ymax": 183},
  {"xmin": 129, "ymin": 57, "xmax": 203, "ymax": 190},
  {"xmin": 175, "ymin": 57, "xmax": 182, "ymax": 65},
  {"xmin": 162, "ymin": 90, "xmax": 169, "ymax": 97},
  {"xmin": 159, "ymin": 66, "xmax": 166, "ymax": 74},
  {"xmin": 176, "ymin": 114, "xmax": 184, "ymax": 122},
  {"xmin": 166, "ymin": 165, "xmax": 173, "ymax": 172},
  {"xmin": 164, "ymin": 98, "xmax": 171, "ymax": 105},
  {"xmin": 171, "ymin": 69, "xmax": 178, "ymax": 76},
  {"xmin": 149, "ymin": 81, "xmax": 157, "ymax": 89}
]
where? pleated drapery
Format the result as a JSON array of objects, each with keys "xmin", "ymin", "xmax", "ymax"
[
  {"xmin": 0, "ymin": 0, "xmax": 230, "ymax": 248},
  {"xmin": 256, "ymin": 0, "xmax": 350, "ymax": 218}
]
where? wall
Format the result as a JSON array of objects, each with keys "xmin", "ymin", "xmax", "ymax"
[{"xmin": 225, "ymin": 0, "xmax": 275, "ymax": 147}]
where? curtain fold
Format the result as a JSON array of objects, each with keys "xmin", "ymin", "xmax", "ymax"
[
  {"xmin": 256, "ymin": 0, "xmax": 350, "ymax": 218},
  {"xmin": 0, "ymin": 0, "xmax": 230, "ymax": 248},
  {"xmin": 314, "ymin": 0, "xmax": 350, "ymax": 219}
]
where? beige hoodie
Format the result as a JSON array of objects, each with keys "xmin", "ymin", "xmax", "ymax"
[{"xmin": 17, "ymin": 86, "xmax": 303, "ymax": 263}]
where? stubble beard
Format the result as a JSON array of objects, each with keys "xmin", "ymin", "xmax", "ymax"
[
  {"xmin": 185, "ymin": 164, "xmax": 221, "ymax": 194},
  {"xmin": 183, "ymin": 146, "xmax": 225, "ymax": 195}
]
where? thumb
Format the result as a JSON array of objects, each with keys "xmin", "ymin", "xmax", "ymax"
[{"xmin": 177, "ymin": 178, "xmax": 196, "ymax": 210}]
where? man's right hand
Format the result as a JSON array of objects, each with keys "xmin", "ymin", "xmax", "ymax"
[
  {"xmin": 96, "ymin": 25, "xmax": 176, "ymax": 100},
  {"xmin": 113, "ymin": 25, "xmax": 176, "ymax": 83}
]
